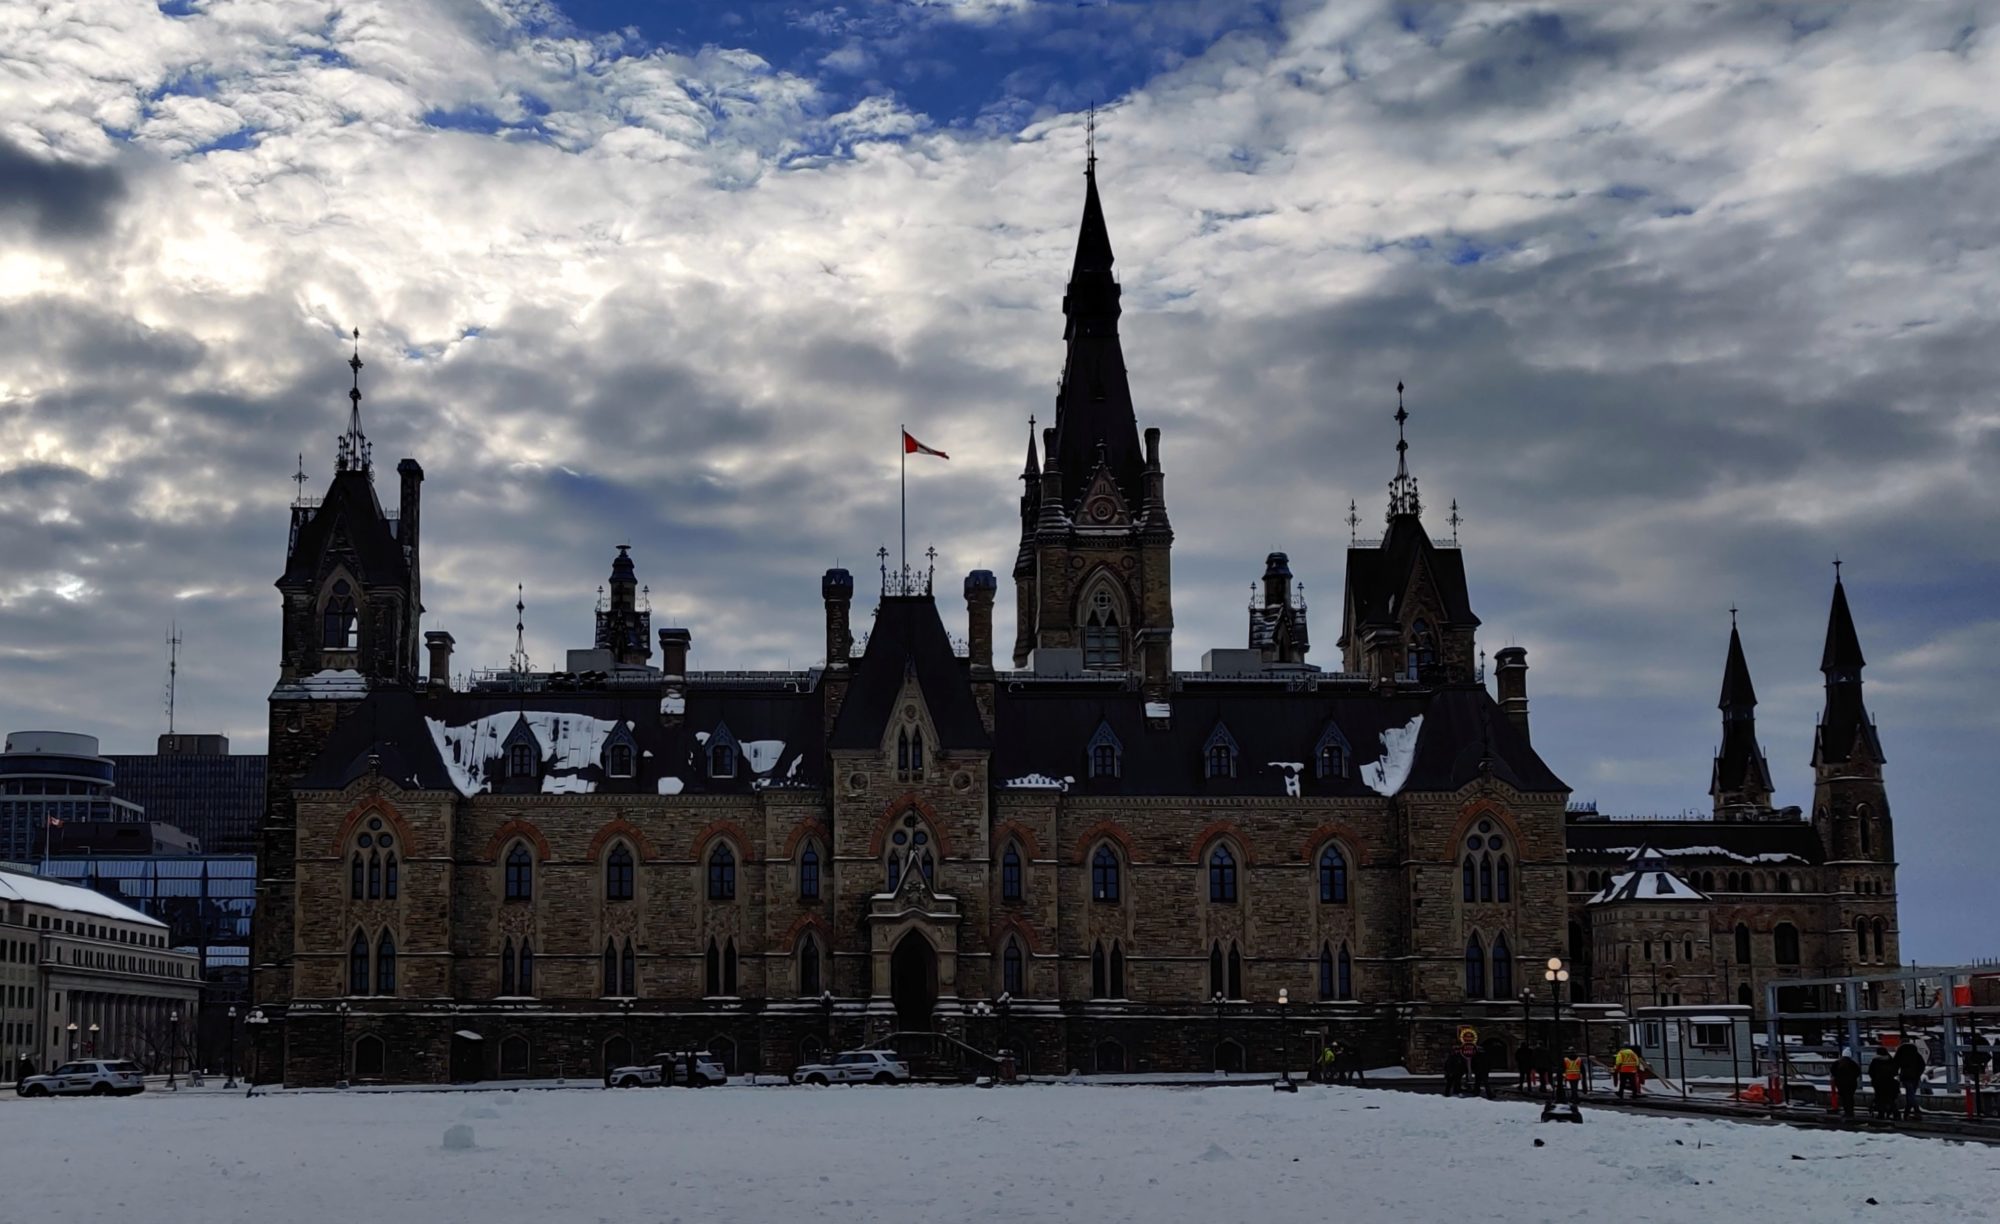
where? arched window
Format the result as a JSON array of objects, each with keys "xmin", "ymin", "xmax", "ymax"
[
  {"xmin": 896, "ymin": 728, "xmax": 925, "ymax": 778},
  {"xmin": 1479, "ymin": 855, "xmax": 1493, "ymax": 902},
  {"xmin": 1409, "ymin": 618, "xmax": 1438, "ymax": 671},
  {"xmin": 602, "ymin": 940, "xmax": 619, "ymax": 996},
  {"xmin": 508, "ymin": 742, "xmax": 537, "ymax": 778},
  {"xmin": 322, "ymin": 579, "xmax": 358, "ymax": 649},
  {"xmin": 384, "ymin": 853, "xmax": 398, "ymax": 899},
  {"xmin": 1774, "ymin": 923, "xmax": 1801, "ymax": 965},
  {"xmin": 705, "ymin": 938, "xmax": 721, "ymax": 997},
  {"xmin": 519, "ymin": 940, "xmax": 533, "ymax": 995},
  {"xmin": 1000, "ymin": 843, "xmax": 1022, "ymax": 903},
  {"xmin": 1092, "ymin": 742, "xmax": 1118, "ymax": 778},
  {"xmin": 1734, "ymin": 923, "xmax": 1751, "ymax": 964},
  {"xmin": 1462, "ymin": 857, "xmax": 1476, "ymax": 903},
  {"xmin": 367, "ymin": 852, "xmax": 381, "ymax": 900},
  {"xmin": 1208, "ymin": 943, "xmax": 1225, "ymax": 999},
  {"xmin": 1727, "ymin": 871, "xmax": 1741, "ymax": 892},
  {"xmin": 1208, "ymin": 846, "xmax": 1238, "ymax": 904},
  {"xmin": 1338, "ymin": 943, "xmax": 1353, "ymax": 1001},
  {"xmin": 1109, "ymin": 942, "xmax": 1125, "ymax": 998},
  {"xmin": 1318, "ymin": 742, "xmax": 1345, "ymax": 778},
  {"xmin": 1092, "ymin": 941, "xmax": 1108, "ymax": 998},
  {"xmin": 1091, "ymin": 845, "xmax": 1121, "ymax": 903},
  {"xmin": 1227, "ymin": 942, "xmax": 1243, "ymax": 1000},
  {"xmin": 709, "ymin": 742, "xmax": 736, "ymax": 777},
  {"xmin": 348, "ymin": 930, "xmax": 369, "ymax": 995},
  {"xmin": 1003, "ymin": 940, "xmax": 1024, "ymax": 996},
  {"xmin": 504, "ymin": 843, "xmax": 533, "ymax": 901},
  {"xmin": 1464, "ymin": 934, "xmax": 1486, "ymax": 999},
  {"xmin": 1206, "ymin": 742, "xmax": 1235, "ymax": 779},
  {"xmin": 622, "ymin": 939, "xmax": 637, "ymax": 997},
  {"xmin": 722, "ymin": 938, "xmax": 737, "ymax": 996},
  {"xmin": 799, "ymin": 844, "xmax": 821, "ymax": 901},
  {"xmin": 352, "ymin": 1034, "xmax": 385, "ymax": 1077},
  {"xmin": 886, "ymin": 813, "xmax": 933, "ymax": 892},
  {"xmin": 1872, "ymin": 917, "xmax": 1886, "ymax": 960},
  {"xmin": 350, "ymin": 853, "xmax": 363, "ymax": 901},
  {"xmin": 1776, "ymin": 874, "xmax": 1791, "ymax": 894},
  {"xmin": 1318, "ymin": 943, "xmax": 1335, "ymax": 1001},
  {"xmin": 1491, "ymin": 932, "xmax": 1513, "ymax": 998},
  {"xmin": 708, "ymin": 844, "xmax": 736, "ymax": 901},
  {"xmin": 1095, "ymin": 1041, "xmax": 1126, "ymax": 1074},
  {"xmin": 501, "ymin": 937, "xmax": 516, "ymax": 996},
  {"xmin": 1082, "ymin": 586, "xmax": 1122, "ymax": 669},
  {"xmin": 799, "ymin": 935, "xmax": 821, "ymax": 997},
  {"xmin": 1496, "ymin": 857, "xmax": 1511, "ymax": 903},
  {"xmin": 375, "ymin": 930, "xmax": 396, "ymax": 995},
  {"xmin": 607, "ymin": 742, "xmax": 634, "ymax": 778},
  {"xmin": 1859, "ymin": 816, "xmax": 1871, "ymax": 854},
  {"xmin": 1319, "ymin": 845, "xmax": 1349, "ymax": 904},
  {"xmin": 606, "ymin": 843, "xmax": 634, "ymax": 902}
]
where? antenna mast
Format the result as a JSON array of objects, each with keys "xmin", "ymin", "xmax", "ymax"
[{"xmin": 164, "ymin": 623, "xmax": 183, "ymax": 734}]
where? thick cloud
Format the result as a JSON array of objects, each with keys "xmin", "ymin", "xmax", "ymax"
[{"xmin": 0, "ymin": 1, "xmax": 1995, "ymax": 961}]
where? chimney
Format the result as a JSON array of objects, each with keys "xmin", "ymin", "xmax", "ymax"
[
  {"xmin": 1261, "ymin": 552, "xmax": 1291, "ymax": 609},
  {"xmin": 658, "ymin": 626, "xmax": 691, "ymax": 678},
  {"xmin": 424, "ymin": 630, "xmax": 454, "ymax": 693},
  {"xmin": 821, "ymin": 568, "xmax": 854, "ymax": 669},
  {"xmin": 396, "ymin": 459, "xmax": 423, "ymax": 560},
  {"xmin": 964, "ymin": 570, "xmax": 997, "ymax": 673},
  {"xmin": 1494, "ymin": 646, "xmax": 1530, "ymax": 743}
]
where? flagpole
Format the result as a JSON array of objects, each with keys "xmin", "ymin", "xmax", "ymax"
[{"xmin": 900, "ymin": 423, "xmax": 907, "ymax": 587}]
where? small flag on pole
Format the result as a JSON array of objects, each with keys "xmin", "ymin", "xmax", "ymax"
[{"xmin": 902, "ymin": 430, "xmax": 948, "ymax": 459}]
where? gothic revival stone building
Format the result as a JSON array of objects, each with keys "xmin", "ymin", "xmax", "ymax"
[
  {"xmin": 248, "ymin": 164, "xmax": 1893, "ymax": 1086},
  {"xmin": 1566, "ymin": 586, "xmax": 1903, "ymax": 1017}
]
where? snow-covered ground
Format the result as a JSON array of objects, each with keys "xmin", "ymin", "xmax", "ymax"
[{"xmin": 3, "ymin": 1082, "xmax": 1991, "ymax": 1224}]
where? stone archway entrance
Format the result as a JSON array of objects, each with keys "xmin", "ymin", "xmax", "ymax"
[{"xmin": 891, "ymin": 932, "xmax": 938, "ymax": 1031}]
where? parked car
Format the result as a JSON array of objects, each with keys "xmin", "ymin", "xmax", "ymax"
[
  {"xmin": 607, "ymin": 1052, "xmax": 728, "ymax": 1088},
  {"xmin": 792, "ymin": 1050, "xmax": 911, "ymax": 1086},
  {"xmin": 17, "ymin": 1059, "xmax": 147, "ymax": 1097}
]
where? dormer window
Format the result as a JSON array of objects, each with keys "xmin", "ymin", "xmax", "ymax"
[
  {"xmin": 1409, "ymin": 618, "xmax": 1438, "ymax": 673},
  {"xmin": 607, "ymin": 743, "xmax": 634, "ymax": 778},
  {"xmin": 1087, "ymin": 721, "xmax": 1122, "ymax": 780},
  {"xmin": 1314, "ymin": 722, "xmax": 1352, "ymax": 780},
  {"xmin": 709, "ymin": 742, "xmax": 736, "ymax": 777},
  {"xmin": 1202, "ymin": 724, "xmax": 1239, "ymax": 780},
  {"xmin": 322, "ymin": 579, "xmax": 358, "ymax": 650},
  {"xmin": 508, "ymin": 743, "xmax": 536, "ymax": 778}
]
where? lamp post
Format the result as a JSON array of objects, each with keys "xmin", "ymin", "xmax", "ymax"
[
  {"xmin": 1213, "ymin": 992, "xmax": 1226, "ymax": 1072},
  {"xmin": 245, "ymin": 1008, "xmax": 267, "ymax": 1087},
  {"xmin": 65, "ymin": 1021, "xmax": 78, "ymax": 1062},
  {"xmin": 819, "ymin": 989, "xmax": 835, "ymax": 1057},
  {"xmin": 1544, "ymin": 958, "xmax": 1570, "ymax": 1098},
  {"xmin": 995, "ymin": 992, "xmax": 1013, "ymax": 1072},
  {"xmin": 224, "ymin": 1005, "xmax": 238, "ymax": 1088},
  {"xmin": 165, "ymin": 1012, "xmax": 177, "ymax": 1087},
  {"xmin": 1519, "ymin": 989, "xmax": 1536, "ymax": 1094},
  {"xmin": 88, "ymin": 1021, "xmax": 100, "ymax": 1060},
  {"xmin": 1277, "ymin": 988, "xmax": 1294, "ymax": 1089},
  {"xmin": 335, "ymin": 1001, "xmax": 350, "ymax": 1088}
]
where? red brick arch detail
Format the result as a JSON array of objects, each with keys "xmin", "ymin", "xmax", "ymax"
[
  {"xmin": 328, "ymin": 797, "xmax": 415, "ymax": 856},
  {"xmin": 869, "ymin": 794, "xmax": 952, "ymax": 859},
  {"xmin": 1300, "ymin": 822, "xmax": 1372, "ymax": 867},
  {"xmin": 1451, "ymin": 800, "xmax": 1525, "ymax": 851},
  {"xmin": 782, "ymin": 818, "xmax": 831, "ymax": 861},
  {"xmin": 586, "ymin": 818, "xmax": 656, "ymax": 863},
  {"xmin": 1189, "ymin": 820, "xmax": 1256, "ymax": 866},
  {"xmin": 779, "ymin": 912, "xmax": 832, "ymax": 949},
  {"xmin": 992, "ymin": 821, "xmax": 1041, "ymax": 860},
  {"xmin": 1070, "ymin": 820, "xmax": 1135, "ymax": 865},
  {"xmin": 990, "ymin": 914, "xmax": 1043, "ymax": 955},
  {"xmin": 691, "ymin": 819, "xmax": 757, "ymax": 863},
  {"xmin": 483, "ymin": 818, "xmax": 552, "ymax": 863}
]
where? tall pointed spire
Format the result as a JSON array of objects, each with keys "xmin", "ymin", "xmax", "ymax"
[
  {"xmin": 1021, "ymin": 414, "xmax": 1040, "ymax": 480},
  {"xmin": 1815, "ymin": 563, "xmax": 1879, "ymax": 766},
  {"xmin": 335, "ymin": 327, "xmax": 372, "ymax": 473},
  {"xmin": 1821, "ymin": 565, "xmax": 1865, "ymax": 678},
  {"xmin": 1719, "ymin": 612, "xmax": 1757, "ymax": 715},
  {"xmin": 1713, "ymin": 610, "xmax": 1773, "ymax": 818},
  {"xmin": 1386, "ymin": 380, "xmax": 1421, "ymax": 520},
  {"xmin": 1050, "ymin": 118, "xmax": 1142, "ymax": 510}
]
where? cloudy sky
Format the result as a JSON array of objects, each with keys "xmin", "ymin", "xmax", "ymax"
[{"xmin": 3, "ymin": 2, "xmax": 1997, "ymax": 960}]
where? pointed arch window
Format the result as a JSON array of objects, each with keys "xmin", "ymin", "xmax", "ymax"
[
  {"xmin": 1092, "ymin": 940, "xmax": 1108, "ymax": 999},
  {"xmin": 1314, "ymin": 722, "xmax": 1353, "ymax": 779},
  {"xmin": 887, "ymin": 813, "xmax": 933, "ymax": 891},
  {"xmin": 722, "ymin": 938, "xmax": 737, "ymax": 996},
  {"xmin": 1209, "ymin": 943, "xmax": 1225, "ymax": 999},
  {"xmin": 1734, "ymin": 923, "xmax": 1752, "ymax": 964},
  {"xmin": 1091, "ymin": 845, "xmax": 1121, "ymax": 903},
  {"xmin": 1000, "ymin": 843, "xmax": 1022, "ymax": 903},
  {"xmin": 1003, "ymin": 940, "xmax": 1024, "ymax": 997},
  {"xmin": 708, "ymin": 844, "xmax": 736, "ymax": 901},
  {"xmin": 350, "ymin": 853, "xmax": 364, "ymax": 900},
  {"xmin": 1479, "ymin": 855, "xmax": 1493, "ymax": 902},
  {"xmin": 799, "ymin": 843, "xmax": 821, "ymax": 901},
  {"xmin": 1319, "ymin": 845, "xmax": 1349, "ymax": 904},
  {"xmin": 602, "ymin": 940, "xmax": 620, "ymax": 996},
  {"xmin": 501, "ymin": 937, "xmax": 517, "ymax": 996},
  {"xmin": 1491, "ymin": 932, "xmax": 1513, "ymax": 998},
  {"xmin": 1087, "ymin": 721, "xmax": 1123, "ymax": 780},
  {"xmin": 1227, "ymin": 942, "xmax": 1243, "ymax": 1000},
  {"xmin": 348, "ymin": 930, "xmax": 370, "ymax": 995},
  {"xmin": 800, "ymin": 934, "xmax": 821, "ymax": 996},
  {"xmin": 1110, "ymin": 942, "xmax": 1125, "ymax": 998},
  {"xmin": 375, "ymin": 930, "xmax": 396, "ymax": 995},
  {"xmin": 896, "ymin": 727, "xmax": 925, "ymax": 778},
  {"xmin": 1462, "ymin": 856, "xmax": 1476, "ymax": 903},
  {"xmin": 322, "ymin": 579, "xmax": 358, "ymax": 650},
  {"xmin": 384, "ymin": 852, "xmax": 397, "ymax": 899},
  {"xmin": 621, "ymin": 938, "xmax": 636, "ymax": 997},
  {"xmin": 1338, "ymin": 944, "xmax": 1353, "ymax": 1001},
  {"xmin": 1774, "ymin": 923, "xmax": 1801, "ymax": 966},
  {"xmin": 1859, "ymin": 814, "xmax": 1871, "ymax": 854},
  {"xmin": 1319, "ymin": 943, "xmax": 1335, "ymax": 1001},
  {"xmin": 1854, "ymin": 915, "xmax": 1869, "ymax": 961},
  {"xmin": 1208, "ymin": 845, "xmax": 1238, "ymax": 904},
  {"xmin": 367, "ymin": 852, "xmax": 382, "ymax": 900},
  {"xmin": 1464, "ymin": 933, "xmax": 1486, "ymax": 999},
  {"xmin": 1082, "ymin": 585, "xmax": 1123, "ymax": 670},
  {"xmin": 604, "ymin": 843, "xmax": 634, "ymax": 901},
  {"xmin": 1409, "ymin": 618, "xmax": 1438, "ymax": 673},
  {"xmin": 1496, "ymin": 856, "xmax": 1511, "ymax": 903},
  {"xmin": 504, "ymin": 843, "xmax": 532, "ymax": 901},
  {"xmin": 1872, "ymin": 917, "xmax": 1886, "ymax": 960}
]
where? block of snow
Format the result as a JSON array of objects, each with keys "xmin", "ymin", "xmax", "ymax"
[
  {"xmin": 1267, "ymin": 762, "xmax": 1304, "ymax": 798},
  {"xmin": 1361, "ymin": 715, "xmax": 1423, "ymax": 796},
  {"xmin": 741, "ymin": 739, "xmax": 785, "ymax": 774},
  {"xmin": 657, "ymin": 777, "xmax": 684, "ymax": 795},
  {"xmin": 442, "ymin": 1123, "xmax": 475, "ymax": 1151},
  {"xmin": 541, "ymin": 774, "xmax": 593, "ymax": 795}
]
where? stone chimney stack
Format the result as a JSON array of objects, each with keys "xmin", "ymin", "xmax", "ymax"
[
  {"xmin": 1494, "ymin": 646, "xmax": 1530, "ymax": 743},
  {"xmin": 423, "ymin": 630, "xmax": 454, "ymax": 693},
  {"xmin": 397, "ymin": 458, "xmax": 423, "ymax": 560},
  {"xmin": 657, "ymin": 626, "xmax": 691, "ymax": 678},
  {"xmin": 964, "ymin": 570, "xmax": 997, "ymax": 674},
  {"xmin": 822, "ymin": 568, "xmax": 854, "ymax": 669}
]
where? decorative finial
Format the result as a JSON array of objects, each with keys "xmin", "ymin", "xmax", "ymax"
[
  {"xmin": 1447, "ymin": 498, "xmax": 1463, "ymax": 539},
  {"xmin": 510, "ymin": 584, "xmax": 530, "ymax": 675},
  {"xmin": 335, "ymin": 327, "xmax": 371, "ymax": 473},
  {"xmin": 1086, "ymin": 103, "xmax": 1096, "ymax": 173},
  {"xmin": 1387, "ymin": 380, "xmax": 1421, "ymax": 520},
  {"xmin": 878, "ymin": 545, "xmax": 890, "ymax": 595},
  {"xmin": 1832, "ymin": 555, "xmax": 1842, "ymax": 581},
  {"xmin": 1729, "ymin": 604, "xmax": 1738, "ymax": 628},
  {"xmin": 292, "ymin": 453, "xmax": 307, "ymax": 504}
]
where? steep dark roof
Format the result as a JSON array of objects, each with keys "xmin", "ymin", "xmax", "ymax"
[
  {"xmin": 1719, "ymin": 624, "xmax": 1757, "ymax": 710},
  {"xmin": 281, "ymin": 468, "xmax": 407, "ymax": 585},
  {"xmin": 1815, "ymin": 577, "xmax": 1880, "ymax": 765},
  {"xmin": 1565, "ymin": 818, "xmax": 1824, "ymax": 865},
  {"xmin": 1821, "ymin": 577, "xmax": 1865, "ymax": 673},
  {"xmin": 1051, "ymin": 165, "xmax": 1145, "ymax": 511},
  {"xmin": 829, "ymin": 596, "xmax": 990, "ymax": 750},
  {"xmin": 1341, "ymin": 515, "xmax": 1478, "ymax": 644},
  {"xmin": 1713, "ymin": 624, "xmax": 1771, "ymax": 796},
  {"xmin": 991, "ymin": 683, "xmax": 1562, "ymax": 798},
  {"xmin": 297, "ymin": 690, "xmax": 452, "ymax": 791}
]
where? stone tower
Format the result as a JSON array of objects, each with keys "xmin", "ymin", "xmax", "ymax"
[
  {"xmin": 1711, "ymin": 617, "xmax": 1776, "ymax": 820},
  {"xmin": 1011, "ymin": 156, "xmax": 1174, "ymax": 690},
  {"xmin": 594, "ymin": 545, "xmax": 653, "ymax": 667}
]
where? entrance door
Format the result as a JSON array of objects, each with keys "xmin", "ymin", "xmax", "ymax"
[
  {"xmin": 890, "ymin": 932, "xmax": 938, "ymax": 1032},
  {"xmin": 450, "ymin": 1032, "xmax": 483, "ymax": 1083}
]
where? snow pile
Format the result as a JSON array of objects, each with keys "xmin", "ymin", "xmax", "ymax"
[
  {"xmin": 1361, "ymin": 715, "xmax": 1423, "ymax": 796},
  {"xmin": 1267, "ymin": 762, "xmax": 1304, "ymax": 798},
  {"xmin": 1003, "ymin": 774, "xmax": 1070, "ymax": 790},
  {"xmin": 425, "ymin": 712, "xmax": 629, "ymax": 796},
  {"xmin": 441, "ymin": 1123, "xmax": 475, "ymax": 1151}
]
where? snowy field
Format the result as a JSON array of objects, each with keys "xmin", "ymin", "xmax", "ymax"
[{"xmin": 4, "ymin": 1083, "xmax": 1994, "ymax": 1224}]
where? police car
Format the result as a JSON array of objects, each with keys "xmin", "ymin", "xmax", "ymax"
[{"xmin": 17, "ymin": 1059, "xmax": 148, "ymax": 1097}]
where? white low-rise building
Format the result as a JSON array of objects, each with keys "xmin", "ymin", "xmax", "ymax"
[{"xmin": 1, "ymin": 867, "xmax": 201, "ymax": 1078}]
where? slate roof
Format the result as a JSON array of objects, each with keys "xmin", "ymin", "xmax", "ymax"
[
  {"xmin": 1588, "ymin": 847, "xmax": 1710, "ymax": 906},
  {"xmin": 1713, "ymin": 625, "xmax": 1772, "ymax": 795},
  {"xmin": 1815, "ymin": 576, "xmax": 1880, "ymax": 765},
  {"xmin": 281, "ymin": 468, "xmax": 407, "ymax": 584},
  {"xmin": 1565, "ymin": 817, "xmax": 1824, "ymax": 865},
  {"xmin": 991, "ymin": 682, "xmax": 1564, "ymax": 798},
  {"xmin": 1341, "ymin": 514, "xmax": 1478, "ymax": 645},
  {"xmin": 1050, "ymin": 165, "xmax": 1146, "ymax": 512},
  {"xmin": 830, "ymin": 596, "xmax": 990, "ymax": 751}
]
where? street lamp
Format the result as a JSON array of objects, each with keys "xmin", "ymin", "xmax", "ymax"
[
  {"xmin": 995, "ymin": 992, "xmax": 1013, "ymax": 1071},
  {"xmin": 1276, "ymin": 988, "xmax": 1296, "ymax": 1091},
  {"xmin": 245, "ymin": 1008, "xmax": 268, "ymax": 1088},
  {"xmin": 1213, "ymin": 992, "xmax": 1227, "ymax": 1072},
  {"xmin": 166, "ymin": 1012, "xmax": 178, "ymax": 1087},
  {"xmin": 1544, "ymin": 958, "xmax": 1570, "ymax": 1099},
  {"xmin": 225, "ymin": 1006, "xmax": 238, "ymax": 1089},
  {"xmin": 335, "ymin": 1001, "xmax": 350, "ymax": 1088},
  {"xmin": 87, "ymin": 1021, "xmax": 100, "ymax": 1059},
  {"xmin": 65, "ymin": 1021, "xmax": 78, "ymax": 1062}
]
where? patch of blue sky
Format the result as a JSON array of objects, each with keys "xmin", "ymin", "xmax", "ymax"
[
  {"xmin": 157, "ymin": 0, "xmax": 200, "ymax": 17},
  {"xmin": 193, "ymin": 129, "xmax": 258, "ymax": 154}
]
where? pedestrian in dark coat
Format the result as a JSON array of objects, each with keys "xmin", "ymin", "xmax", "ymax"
[
  {"xmin": 1831, "ymin": 1048, "xmax": 1862, "ymax": 1122},
  {"xmin": 1442, "ymin": 1048, "xmax": 1464, "ymax": 1098},
  {"xmin": 1472, "ymin": 1046, "xmax": 1492, "ymax": 1099},
  {"xmin": 1894, "ymin": 1039, "xmax": 1926, "ymax": 1115},
  {"xmin": 1868, "ymin": 1048, "xmax": 1900, "ymax": 1120},
  {"xmin": 1516, "ymin": 1041, "xmax": 1538, "ymax": 1093}
]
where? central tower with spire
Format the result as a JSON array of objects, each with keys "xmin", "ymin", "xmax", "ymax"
[
  {"xmin": 1011, "ymin": 133, "xmax": 1174, "ymax": 689},
  {"xmin": 1711, "ymin": 613, "xmax": 1776, "ymax": 820}
]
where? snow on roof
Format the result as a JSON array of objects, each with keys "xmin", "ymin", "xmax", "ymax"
[
  {"xmin": 1602, "ymin": 845, "xmax": 1808, "ymax": 865},
  {"xmin": 1589, "ymin": 869, "xmax": 1709, "ymax": 906},
  {"xmin": 271, "ymin": 668, "xmax": 369, "ymax": 701},
  {"xmin": 657, "ymin": 777, "xmax": 684, "ymax": 795},
  {"xmin": 0, "ymin": 869, "xmax": 166, "ymax": 927},
  {"xmin": 659, "ymin": 693, "xmax": 686, "ymax": 716},
  {"xmin": 741, "ymin": 740, "xmax": 785, "ymax": 774},
  {"xmin": 1267, "ymin": 762, "xmax": 1304, "ymax": 798},
  {"xmin": 426, "ymin": 711, "xmax": 628, "ymax": 797},
  {"xmin": 1143, "ymin": 701, "xmax": 1171, "ymax": 720},
  {"xmin": 1360, "ymin": 715, "xmax": 1423, "ymax": 797},
  {"xmin": 1002, "ymin": 774, "xmax": 1070, "ymax": 790}
]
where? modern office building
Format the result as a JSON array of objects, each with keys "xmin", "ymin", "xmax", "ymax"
[
  {"xmin": 109, "ymin": 735, "xmax": 266, "ymax": 856},
  {"xmin": 0, "ymin": 732, "xmax": 145, "ymax": 864}
]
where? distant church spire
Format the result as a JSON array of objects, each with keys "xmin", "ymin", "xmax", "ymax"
[
  {"xmin": 1021, "ymin": 414, "xmax": 1040, "ymax": 480},
  {"xmin": 1712, "ymin": 612, "xmax": 1773, "ymax": 819},
  {"xmin": 335, "ymin": 327, "xmax": 372, "ymax": 473},
  {"xmin": 1386, "ymin": 381, "xmax": 1421, "ymax": 520}
]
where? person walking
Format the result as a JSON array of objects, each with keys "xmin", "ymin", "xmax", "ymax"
[
  {"xmin": 1442, "ymin": 1046, "xmax": 1465, "ymax": 1098},
  {"xmin": 1868, "ymin": 1047, "xmax": 1900, "ymax": 1121},
  {"xmin": 1516, "ymin": 1040, "xmax": 1538, "ymax": 1094},
  {"xmin": 1317, "ymin": 1043, "xmax": 1337, "ymax": 1085},
  {"xmin": 1895, "ymin": 1037, "xmax": 1926, "ymax": 1117},
  {"xmin": 1472, "ymin": 1045, "xmax": 1492, "ymax": 1100},
  {"xmin": 1831, "ymin": 1047, "xmax": 1862, "ymax": 1124},
  {"xmin": 1562, "ymin": 1051, "xmax": 1584, "ymax": 1104},
  {"xmin": 1613, "ymin": 1044, "xmax": 1644, "ymax": 1099}
]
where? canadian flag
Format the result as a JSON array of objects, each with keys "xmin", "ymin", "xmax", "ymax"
[{"xmin": 902, "ymin": 430, "xmax": 948, "ymax": 459}]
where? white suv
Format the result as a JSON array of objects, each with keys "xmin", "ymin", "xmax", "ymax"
[
  {"xmin": 18, "ymin": 1059, "xmax": 148, "ymax": 1097},
  {"xmin": 792, "ymin": 1050, "xmax": 911, "ymax": 1086},
  {"xmin": 608, "ymin": 1052, "xmax": 728, "ymax": 1088}
]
